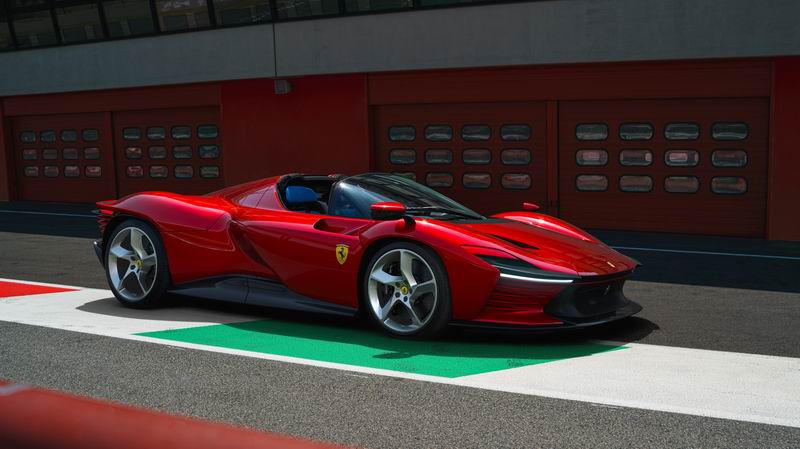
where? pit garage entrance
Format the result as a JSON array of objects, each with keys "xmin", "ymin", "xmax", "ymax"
[
  {"xmin": 374, "ymin": 102, "xmax": 549, "ymax": 215},
  {"xmin": 10, "ymin": 107, "xmax": 224, "ymax": 202},
  {"xmin": 112, "ymin": 107, "xmax": 224, "ymax": 197},
  {"xmin": 11, "ymin": 113, "xmax": 117, "ymax": 203},
  {"xmin": 374, "ymin": 98, "xmax": 769, "ymax": 237},
  {"xmin": 558, "ymin": 98, "xmax": 769, "ymax": 237}
]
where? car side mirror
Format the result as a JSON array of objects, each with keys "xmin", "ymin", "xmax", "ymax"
[
  {"xmin": 370, "ymin": 202, "xmax": 407, "ymax": 220},
  {"xmin": 522, "ymin": 202, "xmax": 540, "ymax": 212}
]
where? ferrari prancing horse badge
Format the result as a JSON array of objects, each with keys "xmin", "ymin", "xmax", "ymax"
[{"xmin": 335, "ymin": 244, "xmax": 349, "ymax": 265}]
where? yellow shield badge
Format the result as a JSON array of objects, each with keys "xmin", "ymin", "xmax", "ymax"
[{"xmin": 335, "ymin": 244, "xmax": 349, "ymax": 265}]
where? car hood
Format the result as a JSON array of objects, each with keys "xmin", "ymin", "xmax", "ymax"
[{"xmin": 459, "ymin": 219, "xmax": 638, "ymax": 277}]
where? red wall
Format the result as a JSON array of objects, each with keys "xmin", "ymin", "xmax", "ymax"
[
  {"xmin": 220, "ymin": 75, "xmax": 370, "ymax": 185},
  {"xmin": 768, "ymin": 57, "xmax": 800, "ymax": 241},
  {"xmin": 2, "ymin": 84, "xmax": 219, "ymax": 116},
  {"xmin": 0, "ymin": 102, "xmax": 11, "ymax": 201},
  {"xmin": 0, "ymin": 60, "xmax": 797, "ymax": 241},
  {"xmin": 368, "ymin": 59, "xmax": 772, "ymax": 105}
]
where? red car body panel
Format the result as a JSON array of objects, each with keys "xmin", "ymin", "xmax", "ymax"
[{"xmin": 96, "ymin": 174, "xmax": 641, "ymax": 328}]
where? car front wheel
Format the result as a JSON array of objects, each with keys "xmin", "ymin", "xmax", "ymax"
[{"xmin": 363, "ymin": 242, "xmax": 451, "ymax": 338}]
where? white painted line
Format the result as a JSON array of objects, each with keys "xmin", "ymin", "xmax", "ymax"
[
  {"xmin": 611, "ymin": 245, "xmax": 800, "ymax": 261},
  {"xmin": 0, "ymin": 277, "xmax": 87, "ymax": 290},
  {"xmin": 0, "ymin": 288, "xmax": 259, "ymax": 335},
  {"xmin": 122, "ymin": 332, "xmax": 800, "ymax": 429},
  {"xmin": 0, "ymin": 279, "xmax": 799, "ymax": 428},
  {"xmin": 0, "ymin": 210, "xmax": 95, "ymax": 218},
  {"xmin": 457, "ymin": 342, "xmax": 800, "ymax": 429}
]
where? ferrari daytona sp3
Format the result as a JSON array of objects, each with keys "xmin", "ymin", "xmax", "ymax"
[{"xmin": 94, "ymin": 173, "xmax": 642, "ymax": 338}]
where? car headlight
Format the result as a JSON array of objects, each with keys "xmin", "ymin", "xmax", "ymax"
[{"xmin": 478, "ymin": 255, "xmax": 577, "ymax": 284}]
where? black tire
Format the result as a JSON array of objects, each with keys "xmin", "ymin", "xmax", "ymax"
[
  {"xmin": 362, "ymin": 241, "xmax": 451, "ymax": 339},
  {"xmin": 104, "ymin": 218, "xmax": 171, "ymax": 309}
]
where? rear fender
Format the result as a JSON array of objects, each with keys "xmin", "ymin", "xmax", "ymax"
[{"xmin": 98, "ymin": 193, "xmax": 228, "ymax": 233}]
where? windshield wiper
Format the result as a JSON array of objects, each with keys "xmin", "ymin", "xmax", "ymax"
[{"xmin": 405, "ymin": 206, "xmax": 483, "ymax": 220}]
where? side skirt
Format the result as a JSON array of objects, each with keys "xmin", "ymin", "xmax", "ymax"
[{"xmin": 169, "ymin": 276, "xmax": 357, "ymax": 317}]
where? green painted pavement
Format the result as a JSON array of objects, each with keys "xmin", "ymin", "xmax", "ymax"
[{"xmin": 138, "ymin": 320, "xmax": 625, "ymax": 378}]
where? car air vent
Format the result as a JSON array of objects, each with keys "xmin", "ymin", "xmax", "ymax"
[{"xmin": 490, "ymin": 234, "xmax": 538, "ymax": 250}]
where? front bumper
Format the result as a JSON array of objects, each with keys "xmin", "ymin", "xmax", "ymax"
[
  {"xmin": 452, "ymin": 299, "xmax": 641, "ymax": 332},
  {"xmin": 461, "ymin": 270, "xmax": 642, "ymax": 331}
]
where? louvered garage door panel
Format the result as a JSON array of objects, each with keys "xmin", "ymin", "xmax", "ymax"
[
  {"xmin": 112, "ymin": 107, "xmax": 224, "ymax": 197},
  {"xmin": 374, "ymin": 102, "xmax": 549, "ymax": 215},
  {"xmin": 12, "ymin": 113, "xmax": 117, "ymax": 203},
  {"xmin": 558, "ymin": 98, "xmax": 769, "ymax": 237}
]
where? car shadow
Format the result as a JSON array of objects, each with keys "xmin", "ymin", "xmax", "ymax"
[
  {"xmin": 79, "ymin": 294, "xmax": 658, "ymax": 347},
  {"xmin": 449, "ymin": 316, "xmax": 659, "ymax": 345},
  {"xmin": 190, "ymin": 316, "xmax": 657, "ymax": 372},
  {"xmin": 76, "ymin": 294, "xmax": 659, "ymax": 378},
  {"xmin": 75, "ymin": 295, "xmax": 278, "ymax": 324},
  {"xmin": 103, "ymin": 300, "xmax": 658, "ymax": 363}
]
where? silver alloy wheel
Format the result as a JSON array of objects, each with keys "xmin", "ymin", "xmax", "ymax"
[
  {"xmin": 107, "ymin": 226, "xmax": 158, "ymax": 301},
  {"xmin": 367, "ymin": 249, "xmax": 438, "ymax": 334}
]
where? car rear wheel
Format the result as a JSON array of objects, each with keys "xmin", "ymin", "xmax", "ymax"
[
  {"xmin": 105, "ymin": 219, "xmax": 170, "ymax": 308},
  {"xmin": 363, "ymin": 242, "xmax": 451, "ymax": 338}
]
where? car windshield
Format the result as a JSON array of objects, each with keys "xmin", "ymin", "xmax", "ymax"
[{"xmin": 329, "ymin": 173, "xmax": 483, "ymax": 220}]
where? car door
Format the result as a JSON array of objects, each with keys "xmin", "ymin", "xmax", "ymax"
[{"xmin": 237, "ymin": 208, "xmax": 373, "ymax": 309}]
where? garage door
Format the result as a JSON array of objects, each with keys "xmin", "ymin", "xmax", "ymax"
[
  {"xmin": 12, "ymin": 113, "xmax": 117, "ymax": 203},
  {"xmin": 113, "ymin": 107, "xmax": 224, "ymax": 197},
  {"xmin": 559, "ymin": 98, "xmax": 769, "ymax": 237},
  {"xmin": 374, "ymin": 102, "xmax": 548, "ymax": 215}
]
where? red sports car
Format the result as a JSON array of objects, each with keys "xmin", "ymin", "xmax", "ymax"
[{"xmin": 94, "ymin": 173, "xmax": 641, "ymax": 338}]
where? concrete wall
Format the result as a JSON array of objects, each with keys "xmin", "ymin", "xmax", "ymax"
[
  {"xmin": 0, "ymin": 24, "xmax": 275, "ymax": 96},
  {"xmin": 1, "ymin": 0, "xmax": 800, "ymax": 95},
  {"xmin": 275, "ymin": 0, "xmax": 800, "ymax": 76}
]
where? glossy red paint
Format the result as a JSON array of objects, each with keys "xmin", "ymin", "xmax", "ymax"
[
  {"xmin": 370, "ymin": 201, "xmax": 406, "ymax": 220},
  {"xmin": 96, "ymin": 174, "xmax": 640, "ymax": 327},
  {"xmin": 493, "ymin": 211, "xmax": 597, "ymax": 243},
  {"xmin": 522, "ymin": 202, "xmax": 540, "ymax": 212},
  {"xmin": 472, "ymin": 277, "xmax": 565, "ymax": 326}
]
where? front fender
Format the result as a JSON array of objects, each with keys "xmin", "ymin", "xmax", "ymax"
[
  {"xmin": 359, "ymin": 220, "xmax": 499, "ymax": 321},
  {"xmin": 492, "ymin": 211, "xmax": 600, "ymax": 243}
]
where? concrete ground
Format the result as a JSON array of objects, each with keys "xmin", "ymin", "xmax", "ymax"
[{"xmin": 1, "ymin": 202, "xmax": 799, "ymax": 448}]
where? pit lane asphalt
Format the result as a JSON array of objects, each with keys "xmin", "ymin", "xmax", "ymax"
[{"xmin": 1, "ymin": 203, "xmax": 799, "ymax": 448}]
